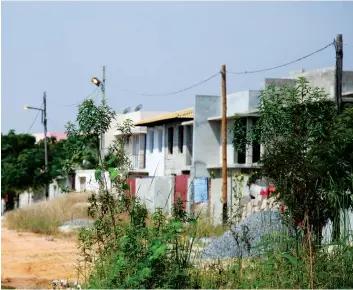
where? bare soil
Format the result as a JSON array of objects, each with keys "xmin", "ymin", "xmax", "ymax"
[{"xmin": 1, "ymin": 224, "xmax": 79, "ymax": 289}]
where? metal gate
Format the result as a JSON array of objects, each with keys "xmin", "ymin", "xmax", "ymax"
[
  {"xmin": 174, "ymin": 175, "xmax": 189, "ymax": 210},
  {"xmin": 125, "ymin": 178, "xmax": 136, "ymax": 197}
]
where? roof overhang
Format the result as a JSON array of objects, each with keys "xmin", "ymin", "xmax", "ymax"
[
  {"xmin": 135, "ymin": 108, "xmax": 194, "ymax": 127},
  {"xmin": 114, "ymin": 126, "xmax": 147, "ymax": 136},
  {"xmin": 181, "ymin": 120, "xmax": 194, "ymax": 126},
  {"xmin": 342, "ymin": 91, "xmax": 353, "ymax": 103},
  {"xmin": 208, "ymin": 112, "xmax": 260, "ymax": 122},
  {"xmin": 207, "ymin": 163, "xmax": 261, "ymax": 169}
]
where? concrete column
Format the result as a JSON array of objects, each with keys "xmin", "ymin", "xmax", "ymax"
[
  {"xmin": 138, "ymin": 134, "xmax": 146, "ymax": 169},
  {"xmin": 184, "ymin": 125, "xmax": 192, "ymax": 166}
]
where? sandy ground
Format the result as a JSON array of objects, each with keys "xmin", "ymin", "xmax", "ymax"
[{"xmin": 1, "ymin": 224, "xmax": 80, "ymax": 289}]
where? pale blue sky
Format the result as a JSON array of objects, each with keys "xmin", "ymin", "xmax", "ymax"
[{"xmin": 2, "ymin": 1, "xmax": 353, "ymax": 134}]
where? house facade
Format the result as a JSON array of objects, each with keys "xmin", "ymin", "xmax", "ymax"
[
  {"xmin": 192, "ymin": 91, "xmax": 262, "ymax": 179},
  {"xmin": 103, "ymin": 110, "xmax": 169, "ymax": 175},
  {"xmin": 134, "ymin": 108, "xmax": 194, "ymax": 176}
]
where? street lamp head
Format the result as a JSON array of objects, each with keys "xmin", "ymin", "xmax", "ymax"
[
  {"xmin": 91, "ymin": 77, "xmax": 101, "ymax": 87},
  {"xmin": 24, "ymin": 105, "xmax": 29, "ymax": 110}
]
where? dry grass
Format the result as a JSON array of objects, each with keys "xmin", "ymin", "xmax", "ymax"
[{"xmin": 4, "ymin": 192, "xmax": 91, "ymax": 236}]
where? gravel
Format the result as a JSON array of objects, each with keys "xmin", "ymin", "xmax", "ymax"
[{"xmin": 201, "ymin": 211, "xmax": 285, "ymax": 259}]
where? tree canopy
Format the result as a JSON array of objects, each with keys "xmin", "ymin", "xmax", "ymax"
[{"xmin": 232, "ymin": 77, "xmax": 353, "ymax": 243}]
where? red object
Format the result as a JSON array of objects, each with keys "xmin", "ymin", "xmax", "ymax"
[
  {"xmin": 268, "ymin": 186, "xmax": 276, "ymax": 193},
  {"xmin": 260, "ymin": 188, "xmax": 270, "ymax": 198},
  {"xmin": 125, "ymin": 178, "xmax": 136, "ymax": 197},
  {"xmin": 174, "ymin": 175, "xmax": 189, "ymax": 210},
  {"xmin": 297, "ymin": 222, "xmax": 303, "ymax": 229},
  {"xmin": 280, "ymin": 204, "xmax": 287, "ymax": 213}
]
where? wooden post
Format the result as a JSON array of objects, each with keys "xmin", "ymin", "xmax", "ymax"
[
  {"xmin": 221, "ymin": 64, "xmax": 228, "ymax": 225},
  {"xmin": 335, "ymin": 34, "xmax": 343, "ymax": 114}
]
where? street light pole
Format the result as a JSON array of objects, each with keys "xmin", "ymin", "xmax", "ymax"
[
  {"xmin": 24, "ymin": 92, "xmax": 49, "ymax": 200},
  {"xmin": 43, "ymin": 92, "xmax": 49, "ymax": 199}
]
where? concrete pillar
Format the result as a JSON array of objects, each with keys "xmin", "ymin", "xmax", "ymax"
[{"xmin": 138, "ymin": 134, "xmax": 146, "ymax": 169}]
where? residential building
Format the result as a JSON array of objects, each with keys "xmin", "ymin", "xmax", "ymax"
[
  {"xmin": 264, "ymin": 67, "xmax": 353, "ymax": 100},
  {"xmin": 192, "ymin": 91, "xmax": 261, "ymax": 179},
  {"xmin": 103, "ymin": 110, "xmax": 169, "ymax": 175},
  {"xmin": 135, "ymin": 108, "xmax": 194, "ymax": 176}
]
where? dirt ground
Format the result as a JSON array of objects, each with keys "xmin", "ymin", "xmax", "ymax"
[{"xmin": 1, "ymin": 224, "xmax": 80, "ymax": 289}]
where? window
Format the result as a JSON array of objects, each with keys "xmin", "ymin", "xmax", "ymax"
[
  {"xmin": 178, "ymin": 126, "xmax": 184, "ymax": 153},
  {"xmin": 252, "ymin": 117, "xmax": 261, "ymax": 163},
  {"xmin": 235, "ymin": 118, "xmax": 247, "ymax": 164},
  {"xmin": 168, "ymin": 127, "xmax": 174, "ymax": 154},
  {"xmin": 158, "ymin": 129, "xmax": 163, "ymax": 152},
  {"xmin": 148, "ymin": 129, "xmax": 154, "ymax": 153}
]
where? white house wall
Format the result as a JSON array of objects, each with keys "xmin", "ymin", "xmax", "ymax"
[
  {"xmin": 135, "ymin": 176, "xmax": 174, "ymax": 215},
  {"xmin": 145, "ymin": 126, "xmax": 165, "ymax": 176},
  {"xmin": 75, "ymin": 169, "xmax": 111, "ymax": 194}
]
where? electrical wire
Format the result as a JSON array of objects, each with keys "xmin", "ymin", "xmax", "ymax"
[
  {"xmin": 119, "ymin": 71, "xmax": 220, "ymax": 97},
  {"xmin": 227, "ymin": 41, "xmax": 334, "ymax": 75},
  {"xmin": 64, "ymin": 87, "xmax": 100, "ymax": 107},
  {"xmin": 27, "ymin": 103, "xmax": 43, "ymax": 134}
]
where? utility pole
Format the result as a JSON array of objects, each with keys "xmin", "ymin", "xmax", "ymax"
[
  {"xmin": 335, "ymin": 34, "xmax": 343, "ymax": 114},
  {"xmin": 43, "ymin": 92, "xmax": 49, "ymax": 199},
  {"xmin": 100, "ymin": 66, "xmax": 106, "ymax": 164},
  {"xmin": 221, "ymin": 64, "xmax": 228, "ymax": 225}
]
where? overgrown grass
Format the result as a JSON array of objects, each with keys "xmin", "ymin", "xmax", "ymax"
[{"xmin": 4, "ymin": 192, "xmax": 90, "ymax": 235}]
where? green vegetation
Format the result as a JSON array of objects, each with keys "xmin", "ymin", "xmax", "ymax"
[{"xmin": 3, "ymin": 78, "xmax": 353, "ymax": 288}]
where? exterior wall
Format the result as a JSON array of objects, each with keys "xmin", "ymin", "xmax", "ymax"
[
  {"xmin": 264, "ymin": 67, "xmax": 353, "ymax": 101},
  {"xmin": 75, "ymin": 169, "xmax": 111, "ymax": 193},
  {"xmin": 103, "ymin": 111, "xmax": 169, "ymax": 168},
  {"xmin": 192, "ymin": 95, "xmax": 222, "ymax": 178},
  {"xmin": 164, "ymin": 121, "xmax": 192, "ymax": 176},
  {"xmin": 135, "ymin": 176, "xmax": 174, "ymax": 215},
  {"xmin": 192, "ymin": 92, "xmax": 260, "ymax": 176},
  {"xmin": 145, "ymin": 125, "xmax": 166, "ymax": 176},
  {"xmin": 103, "ymin": 111, "xmax": 169, "ymax": 153}
]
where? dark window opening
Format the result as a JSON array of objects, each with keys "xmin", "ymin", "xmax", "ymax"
[
  {"xmin": 168, "ymin": 127, "xmax": 174, "ymax": 154},
  {"xmin": 178, "ymin": 126, "xmax": 184, "ymax": 153},
  {"xmin": 236, "ymin": 118, "xmax": 247, "ymax": 164},
  {"xmin": 252, "ymin": 117, "xmax": 261, "ymax": 163}
]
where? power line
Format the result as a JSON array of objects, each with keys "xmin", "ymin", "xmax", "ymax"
[
  {"xmin": 63, "ymin": 87, "xmax": 100, "ymax": 107},
  {"xmin": 227, "ymin": 41, "xmax": 334, "ymax": 75},
  {"xmin": 27, "ymin": 103, "xmax": 43, "ymax": 134},
  {"xmin": 119, "ymin": 71, "xmax": 220, "ymax": 97}
]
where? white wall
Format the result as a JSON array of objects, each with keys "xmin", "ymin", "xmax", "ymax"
[
  {"xmin": 135, "ymin": 176, "xmax": 174, "ymax": 215},
  {"xmin": 103, "ymin": 110, "xmax": 169, "ymax": 156},
  {"xmin": 145, "ymin": 125, "xmax": 166, "ymax": 176},
  {"xmin": 75, "ymin": 169, "xmax": 111, "ymax": 193},
  {"xmin": 209, "ymin": 176, "xmax": 252, "ymax": 225}
]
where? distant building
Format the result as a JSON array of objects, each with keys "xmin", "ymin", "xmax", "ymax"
[
  {"xmin": 32, "ymin": 132, "xmax": 67, "ymax": 143},
  {"xmin": 103, "ymin": 110, "xmax": 170, "ymax": 175},
  {"xmin": 135, "ymin": 108, "xmax": 194, "ymax": 176}
]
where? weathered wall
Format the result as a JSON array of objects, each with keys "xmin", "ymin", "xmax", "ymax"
[
  {"xmin": 264, "ymin": 67, "xmax": 353, "ymax": 101},
  {"xmin": 145, "ymin": 125, "xmax": 166, "ymax": 176},
  {"xmin": 192, "ymin": 95, "xmax": 221, "ymax": 178},
  {"xmin": 135, "ymin": 176, "xmax": 174, "ymax": 215},
  {"xmin": 164, "ymin": 121, "xmax": 190, "ymax": 176},
  {"xmin": 75, "ymin": 169, "xmax": 111, "ymax": 193}
]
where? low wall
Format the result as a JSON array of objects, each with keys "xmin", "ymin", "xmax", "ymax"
[
  {"xmin": 75, "ymin": 169, "xmax": 111, "ymax": 194},
  {"xmin": 136, "ymin": 176, "xmax": 174, "ymax": 215}
]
